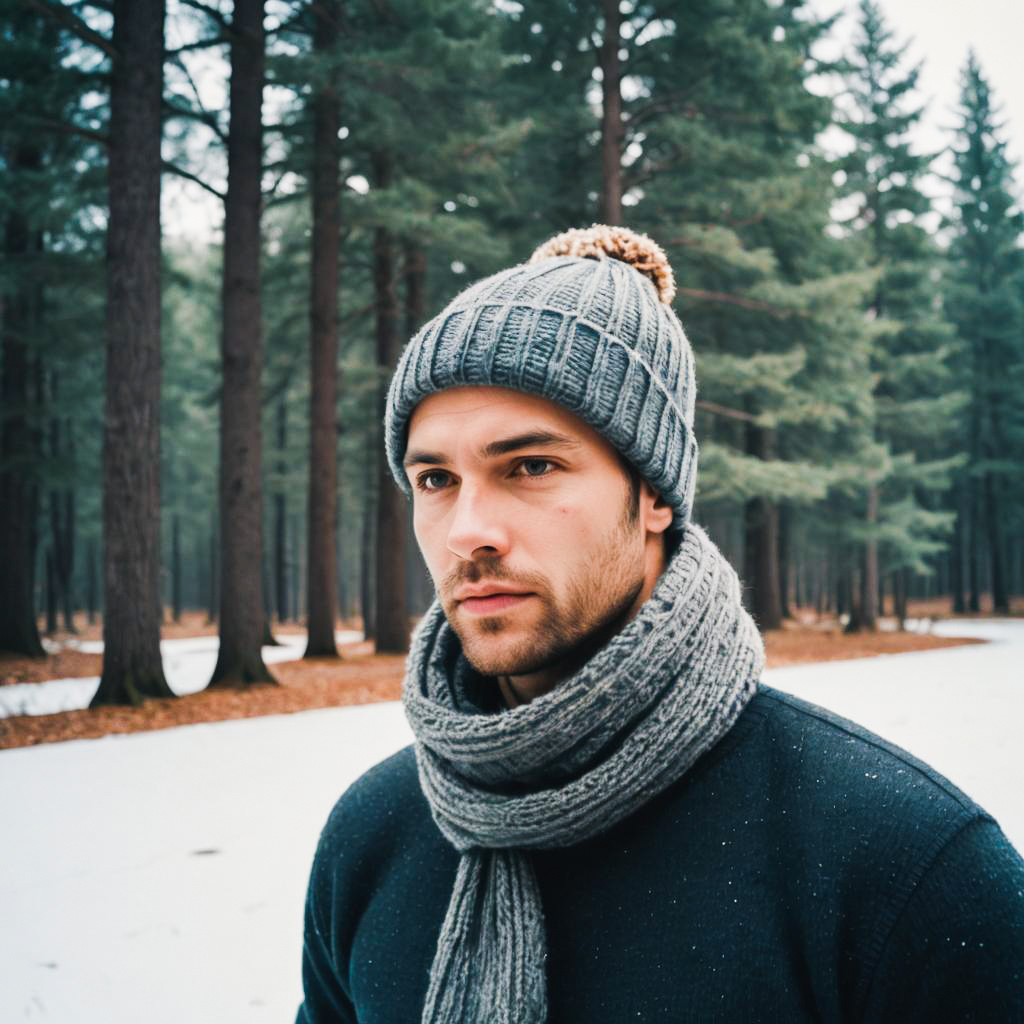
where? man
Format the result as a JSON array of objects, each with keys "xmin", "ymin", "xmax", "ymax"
[{"xmin": 297, "ymin": 226, "xmax": 1024, "ymax": 1023}]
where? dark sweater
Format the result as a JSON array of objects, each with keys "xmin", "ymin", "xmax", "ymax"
[{"xmin": 296, "ymin": 687, "xmax": 1024, "ymax": 1023}]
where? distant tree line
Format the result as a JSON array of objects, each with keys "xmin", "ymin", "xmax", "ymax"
[{"xmin": 1, "ymin": 0, "xmax": 1022, "ymax": 706}]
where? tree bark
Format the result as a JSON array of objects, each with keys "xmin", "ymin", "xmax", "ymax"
[
  {"xmin": 44, "ymin": 547, "xmax": 58, "ymax": 635},
  {"xmin": 983, "ymin": 470, "xmax": 1009, "ymax": 613},
  {"xmin": 403, "ymin": 241, "xmax": 433, "ymax": 615},
  {"xmin": 372, "ymin": 150, "xmax": 408, "ymax": 653},
  {"xmin": 968, "ymin": 482, "xmax": 981, "ymax": 612},
  {"xmin": 598, "ymin": 0, "xmax": 623, "ymax": 225},
  {"xmin": 742, "ymin": 425, "xmax": 782, "ymax": 630},
  {"xmin": 951, "ymin": 484, "xmax": 966, "ymax": 614},
  {"xmin": 893, "ymin": 567, "xmax": 908, "ymax": 630},
  {"xmin": 86, "ymin": 538, "xmax": 98, "ymax": 625},
  {"xmin": 47, "ymin": 392, "xmax": 77, "ymax": 633},
  {"xmin": 361, "ymin": 450, "xmax": 376, "ymax": 640},
  {"xmin": 91, "ymin": 0, "xmax": 173, "ymax": 706},
  {"xmin": 305, "ymin": 0, "xmax": 341, "ymax": 658},
  {"xmin": 856, "ymin": 485, "xmax": 879, "ymax": 631},
  {"xmin": 171, "ymin": 510, "xmax": 182, "ymax": 622},
  {"xmin": 273, "ymin": 396, "xmax": 288, "ymax": 621},
  {"xmin": 0, "ymin": 143, "xmax": 45, "ymax": 658},
  {"xmin": 777, "ymin": 502, "xmax": 792, "ymax": 620},
  {"xmin": 207, "ymin": 510, "xmax": 218, "ymax": 624},
  {"xmin": 209, "ymin": 0, "xmax": 273, "ymax": 686}
]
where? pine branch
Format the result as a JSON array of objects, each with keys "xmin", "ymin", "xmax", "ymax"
[
  {"xmin": 23, "ymin": 114, "xmax": 109, "ymax": 148},
  {"xmin": 695, "ymin": 400, "xmax": 756, "ymax": 423},
  {"xmin": 165, "ymin": 53, "xmax": 229, "ymax": 145},
  {"xmin": 21, "ymin": 111, "xmax": 225, "ymax": 199},
  {"xmin": 178, "ymin": 0, "xmax": 232, "ymax": 33},
  {"xmin": 25, "ymin": 0, "xmax": 117, "ymax": 60},
  {"xmin": 166, "ymin": 35, "xmax": 229, "ymax": 57},
  {"xmin": 161, "ymin": 160, "xmax": 225, "ymax": 200},
  {"xmin": 678, "ymin": 287, "xmax": 800, "ymax": 318}
]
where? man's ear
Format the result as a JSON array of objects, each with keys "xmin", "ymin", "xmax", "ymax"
[{"xmin": 642, "ymin": 483, "xmax": 673, "ymax": 535}]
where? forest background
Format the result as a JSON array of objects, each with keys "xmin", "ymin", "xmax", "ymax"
[{"xmin": 1, "ymin": 0, "xmax": 1023, "ymax": 709}]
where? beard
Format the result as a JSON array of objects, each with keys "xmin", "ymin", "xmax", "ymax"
[{"xmin": 437, "ymin": 499, "xmax": 646, "ymax": 679}]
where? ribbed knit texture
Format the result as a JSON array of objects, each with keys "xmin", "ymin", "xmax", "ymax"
[
  {"xmin": 403, "ymin": 523, "xmax": 764, "ymax": 1024},
  {"xmin": 385, "ymin": 253, "xmax": 700, "ymax": 530}
]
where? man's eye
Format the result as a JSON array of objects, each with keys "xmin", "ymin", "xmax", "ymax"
[
  {"xmin": 517, "ymin": 458, "xmax": 555, "ymax": 478},
  {"xmin": 417, "ymin": 470, "xmax": 452, "ymax": 492}
]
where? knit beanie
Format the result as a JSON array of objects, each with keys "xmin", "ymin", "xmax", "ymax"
[{"xmin": 385, "ymin": 225, "xmax": 699, "ymax": 530}]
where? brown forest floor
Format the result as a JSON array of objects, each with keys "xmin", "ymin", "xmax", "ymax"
[{"xmin": 0, "ymin": 603, "xmax": 1004, "ymax": 750}]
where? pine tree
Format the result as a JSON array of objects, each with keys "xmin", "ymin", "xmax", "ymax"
[
  {"xmin": 945, "ymin": 53, "xmax": 1024, "ymax": 615},
  {"xmin": 622, "ymin": 1, "xmax": 874, "ymax": 629},
  {"xmin": 304, "ymin": 0, "xmax": 342, "ymax": 658},
  {"xmin": 91, "ymin": 0, "xmax": 175, "ymax": 705},
  {"xmin": 833, "ymin": 0, "xmax": 963, "ymax": 629},
  {"xmin": 209, "ymin": 0, "xmax": 275, "ymax": 685}
]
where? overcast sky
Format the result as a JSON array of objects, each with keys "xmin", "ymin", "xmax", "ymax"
[{"xmin": 809, "ymin": 0, "xmax": 1024, "ymax": 170}]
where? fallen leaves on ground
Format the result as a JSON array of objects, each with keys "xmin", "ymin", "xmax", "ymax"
[
  {"xmin": 1, "ymin": 644, "xmax": 405, "ymax": 750},
  {"xmin": 763, "ymin": 626, "xmax": 984, "ymax": 667},
  {"xmin": 1, "ymin": 650, "xmax": 104, "ymax": 686}
]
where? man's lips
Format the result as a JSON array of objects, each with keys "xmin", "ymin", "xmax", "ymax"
[{"xmin": 457, "ymin": 592, "xmax": 534, "ymax": 615}]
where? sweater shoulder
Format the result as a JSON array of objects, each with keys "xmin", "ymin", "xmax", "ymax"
[
  {"xmin": 745, "ymin": 685, "xmax": 990, "ymax": 827},
  {"xmin": 317, "ymin": 745, "xmax": 427, "ymax": 862}
]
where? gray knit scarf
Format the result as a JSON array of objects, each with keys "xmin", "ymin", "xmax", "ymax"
[{"xmin": 402, "ymin": 523, "xmax": 764, "ymax": 1023}]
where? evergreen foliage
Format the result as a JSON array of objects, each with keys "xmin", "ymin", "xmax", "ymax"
[
  {"xmin": 945, "ymin": 53, "xmax": 1024, "ymax": 615},
  {"xmin": 832, "ymin": 0, "xmax": 964, "ymax": 628}
]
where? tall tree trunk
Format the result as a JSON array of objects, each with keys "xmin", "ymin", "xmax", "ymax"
[
  {"xmin": 372, "ymin": 150, "xmax": 408, "ymax": 653},
  {"xmin": 598, "ymin": 0, "xmax": 623, "ymax": 225},
  {"xmin": 403, "ymin": 241, "xmax": 432, "ymax": 615},
  {"xmin": 844, "ymin": 557, "xmax": 865, "ymax": 633},
  {"xmin": 0, "ymin": 144, "xmax": 45, "ymax": 658},
  {"xmin": 336, "ymin": 484, "xmax": 348, "ymax": 619},
  {"xmin": 273, "ymin": 396, "xmax": 288, "ymax": 622},
  {"xmin": 361, "ymin": 450, "xmax": 376, "ymax": 640},
  {"xmin": 207, "ymin": 510, "xmax": 218, "ymax": 624},
  {"xmin": 91, "ymin": 0, "xmax": 173, "ymax": 706},
  {"xmin": 857, "ymin": 485, "xmax": 879, "ymax": 631},
  {"xmin": 290, "ymin": 512, "xmax": 302, "ymax": 622},
  {"xmin": 48, "ymin": 390, "xmax": 77, "ymax": 633},
  {"xmin": 44, "ymin": 547, "xmax": 58, "ymax": 635},
  {"xmin": 171, "ymin": 510, "xmax": 182, "ymax": 623},
  {"xmin": 742, "ymin": 425, "xmax": 782, "ymax": 630},
  {"xmin": 983, "ymin": 470, "xmax": 1009, "ymax": 613},
  {"xmin": 968, "ymin": 481, "xmax": 981, "ymax": 612},
  {"xmin": 209, "ymin": 0, "xmax": 273, "ymax": 686},
  {"xmin": 893, "ymin": 567, "xmax": 908, "ymax": 630},
  {"xmin": 777, "ymin": 503, "xmax": 792, "ymax": 620},
  {"xmin": 305, "ymin": 0, "xmax": 341, "ymax": 658},
  {"xmin": 261, "ymin": 555, "xmax": 280, "ymax": 645},
  {"xmin": 58, "ymin": 487, "xmax": 76, "ymax": 631},
  {"xmin": 951, "ymin": 484, "xmax": 966, "ymax": 614},
  {"xmin": 86, "ymin": 538, "xmax": 98, "ymax": 625}
]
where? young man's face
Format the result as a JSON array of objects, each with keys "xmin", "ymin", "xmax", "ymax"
[{"xmin": 404, "ymin": 386, "xmax": 672, "ymax": 698}]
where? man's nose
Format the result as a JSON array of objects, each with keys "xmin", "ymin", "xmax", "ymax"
[{"xmin": 446, "ymin": 484, "xmax": 511, "ymax": 561}]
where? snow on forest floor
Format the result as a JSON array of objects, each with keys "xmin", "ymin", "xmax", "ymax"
[
  {"xmin": 1, "ymin": 618, "xmax": 1022, "ymax": 1023},
  {"xmin": 0, "ymin": 631, "xmax": 363, "ymax": 718}
]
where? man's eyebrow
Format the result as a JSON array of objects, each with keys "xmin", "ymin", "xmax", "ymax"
[
  {"xmin": 403, "ymin": 430, "xmax": 579, "ymax": 468},
  {"xmin": 481, "ymin": 430, "xmax": 580, "ymax": 459}
]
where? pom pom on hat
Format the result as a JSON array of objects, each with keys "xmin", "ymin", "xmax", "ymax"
[{"xmin": 529, "ymin": 224, "xmax": 676, "ymax": 305}]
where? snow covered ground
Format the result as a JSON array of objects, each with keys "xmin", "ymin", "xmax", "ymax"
[{"xmin": 1, "ymin": 618, "xmax": 1022, "ymax": 1023}]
